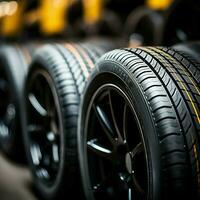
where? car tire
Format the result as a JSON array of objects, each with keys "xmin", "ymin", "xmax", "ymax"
[
  {"xmin": 124, "ymin": 6, "xmax": 163, "ymax": 46},
  {"xmin": 23, "ymin": 42, "xmax": 113, "ymax": 199},
  {"xmin": 78, "ymin": 47, "xmax": 199, "ymax": 200},
  {"xmin": 0, "ymin": 44, "xmax": 34, "ymax": 162}
]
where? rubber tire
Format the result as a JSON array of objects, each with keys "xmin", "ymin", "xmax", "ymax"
[
  {"xmin": 123, "ymin": 6, "xmax": 164, "ymax": 46},
  {"xmin": 158, "ymin": 44, "xmax": 200, "ymax": 195},
  {"xmin": 0, "ymin": 44, "xmax": 33, "ymax": 162},
  {"xmin": 74, "ymin": 9, "xmax": 122, "ymax": 37},
  {"xmin": 23, "ymin": 42, "xmax": 112, "ymax": 200},
  {"xmin": 161, "ymin": 0, "xmax": 200, "ymax": 45},
  {"xmin": 172, "ymin": 42, "xmax": 200, "ymax": 65},
  {"xmin": 78, "ymin": 47, "xmax": 199, "ymax": 200}
]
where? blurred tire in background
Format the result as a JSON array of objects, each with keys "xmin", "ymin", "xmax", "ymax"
[
  {"xmin": 23, "ymin": 40, "xmax": 115, "ymax": 199},
  {"xmin": 0, "ymin": 44, "xmax": 38, "ymax": 163},
  {"xmin": 124, "ymin": 6, "xmax": 164, "ymax": 46},
  {"xmin": 161, "ymin": 0, "xmax": 200, "ymax": 45}
]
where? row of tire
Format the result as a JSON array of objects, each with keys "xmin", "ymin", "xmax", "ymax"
[
  {"xmin": 0, "ymin": 40, "xmax": 200, "ymax": 200},
  {"xmin": 2, "ymin": 0, "xmax": 200, "ymax": 49}
]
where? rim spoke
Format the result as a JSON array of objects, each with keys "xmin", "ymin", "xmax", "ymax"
[
  {"xmin": 0, "ymin": 122, "xmax": 9, "ymax": 138},
  {"xmin": 50, "ymin": 115, "xmax": 59, "ymax": 135},
  {"xmin": 28, "ymin": 124, "xmax": 44, "ymax": 134},
  {"xmin": 93, "ymin": 104, "xmax": 116, "ymax": 145},
  {"xmin": 45, "ymin": 132, "xmax": 59, "ymax": 161},
  {"xmin": 128, "ymin": 188, "xmax": 132, "ymax": 200},
  {"xmin": 46, "ymin": 132, "xmax": 60, "ymax": 162},
  {"xmin": 87, "ymin": 139, "xmax": 113, "ymax": 160},
  {"xmin": 108, "ymin": 91, "xmax": 124, "ymax": 142},
  {"xmin": 131, "ymin": 142, "xmax": 143, "ymax": 158},
  {"xmin": 36, "ymin": 168, "xmax": 50, "ymax": 180},
  {"xmin": 52, "ymin": 143, "xmax": 59, "ymax": 163},
  {"xmin": 28, "ymin": 93, "xmax": 48, "ymax": 116},
  {"xmin": 30, "ymin": 143, "xmax": 42, "ymax": 166},
  {"xmin": 123, "ymin": 103, "xmax": 128, "ymax": 142},
  {"xmin": 132, "ymin": 175, "xmax": 145, "ymax": 195}
]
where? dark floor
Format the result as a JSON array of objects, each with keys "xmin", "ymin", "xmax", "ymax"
[
  {"xmin": 1, "ymin": 152, "xmax": 199, "ymax": 200},
  {"xmin": 0, "ymin": 153, "xmax": 38, "ymax": 200}
]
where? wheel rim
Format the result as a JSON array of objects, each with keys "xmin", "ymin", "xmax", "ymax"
[
  {"xmin": 0, "ymin": 68, "xmax": 16, "ymax": 144},
  {"xmin": 27, "ymin": 69, "xmax": 61, "ymax": 185},
  {"xmin": 84, "ymin": 83, "xmax": 149, "ymax": 200}
]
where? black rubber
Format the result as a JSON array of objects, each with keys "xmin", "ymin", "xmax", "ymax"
[
  {"xmin": 23, "ymin": 42, "xmax": 112, "ymax": 200},
  {"xmin": 0, "ymin": 44, "xmax": 33, "ymax": 162},
  {"xmin": 161, "ymin": 0, "xmax": 200, "ymax": 45},
  {"xmin": 123, "ymin": 6, "xmax": 163, "ymax": 46},
  {"xmin": 157, "ymin": 44, "xmax": 200, "ymax": 193},
  {"xmin": 74, "ymin": 9, "xmax": 122, "ymax": 37},
  {"xmin": 78, "ymin": 47, "xmax": 199, "ymax": 200},
  {"xmin": 172, "ymin": 42, "xmax": 200, "ymax": 69}
]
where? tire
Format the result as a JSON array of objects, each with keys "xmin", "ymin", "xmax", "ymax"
[
  {"xmin": 123, "ymin": 6, "xmax": 163, "ymax": 46},
  {"xmin": 172, "ymin": 42, "xmax": 200, "ymax": 65},
  {"xmin": 0, "ymin": 44, "xmax": 34, "ymax": 162},
  {"xmin": 23, "ymin": 42, "xmax": 113, "ymax": 199},
  {"xmin": 157, "ymin": 45, "xmax": 200, "ymax": 195},
  {"xmin": 75, "ymin": 9, "xmax": 122, "ymax": 37},
  {"xmin": 161, "ymin": 0, "xmax": 200, "ymax": 45},
  {"xmin": 78, "ymin": 47, "xmax": 199, "ymax": 200},
  {"xmin": 98, "ymin": 9, "xmax": 122, "ymax": 36}
]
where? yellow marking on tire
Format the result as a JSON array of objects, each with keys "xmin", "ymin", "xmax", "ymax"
[
  {"xmin": 192, "ymin": 136, "xmax": 200, "ymax": 186},
  {"xmin": 20, "ymin": 46, "xmax": 31, "ymax": 64},
  {"xmin": 152, "ymin": 47, "xmax": 200, "ymax": 124},
  {"xmin": 139, "ymin": 47, "xmax": 200, "ymax": 124},
  {"xmin": 65, "ymin": 43, "xmax": 90, "ymax": 79},
  {"xmin": 152, "ymin": 47, "xmax": 200, "ymax": 97},
  {"xmin": 74, "ymin": 44, "xmax": 95, "ymax": 69}
]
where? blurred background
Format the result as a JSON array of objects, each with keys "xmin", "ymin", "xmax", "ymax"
[
  {"xmin": 0, "ymin": 0, "xmax": 199, "ymax": 45},
  {"xmin": 0, "ymin": 0, "xmax": 178, "ymax": 44}
]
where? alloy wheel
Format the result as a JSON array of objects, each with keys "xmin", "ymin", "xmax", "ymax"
[{"xmin": 84, "ymin": 83, "xmax": 149, "ymax": 200}]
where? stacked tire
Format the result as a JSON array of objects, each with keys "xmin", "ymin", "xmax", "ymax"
[
  {"xmin": 77, "ymin": 46, "xmax": 200, "ymax": 200},
  {"xmin": 23, "ymin": 42, "xmax": 114, "ymax": 199}
]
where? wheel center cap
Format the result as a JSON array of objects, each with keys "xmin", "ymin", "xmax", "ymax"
[{"xmin": 125, "ymin": 152, "xmax": 133, "ymax": 174}]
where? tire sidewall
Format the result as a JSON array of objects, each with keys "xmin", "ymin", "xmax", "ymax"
[
  {"xmin": 0, "ymin": 46, "xmax": 26, "ymax": 155},
  {"xmin": 78, "ymin": 60, "xmax": 162, "ymax": 200},
  {"xmin": 23, "ymin": 47, "xmax": 67, "ymax": 199}
]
